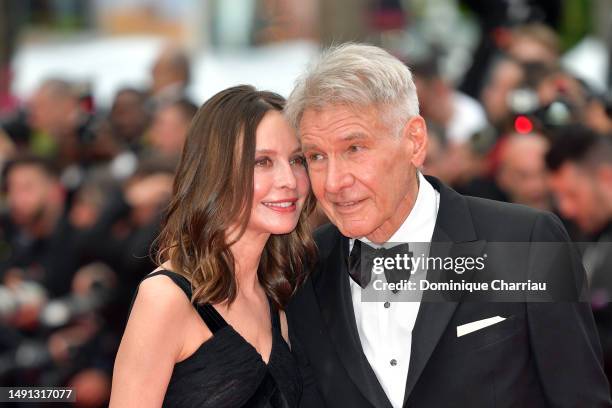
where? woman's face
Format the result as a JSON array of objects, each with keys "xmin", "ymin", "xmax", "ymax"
[{"xmin": 247, "ymin": 110, "xmax": 310, "ymax": 235}]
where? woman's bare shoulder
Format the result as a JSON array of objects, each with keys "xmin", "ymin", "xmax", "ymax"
[
  {"xmin": 134, "ymin": 269, "xmax": 191, "ymax": 319},
  {"xmin": 111, "ymin": 269, "xmax": 189, "ymax": 406}
]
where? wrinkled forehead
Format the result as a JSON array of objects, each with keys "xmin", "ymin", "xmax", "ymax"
[{"xmin": 296, "ymin": 102, "xmax": 391, "ymax": 138}]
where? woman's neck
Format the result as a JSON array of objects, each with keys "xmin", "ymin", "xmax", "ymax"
[{"xmin": 230, "ymin": 229, "xmax": 269, "ymax": 297}]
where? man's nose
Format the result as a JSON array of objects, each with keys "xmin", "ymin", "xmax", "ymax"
[{"xmin": 324, "ymin": 157, "xmax": 352, "ymax": 194}]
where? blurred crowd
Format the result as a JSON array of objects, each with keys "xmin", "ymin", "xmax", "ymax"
[
  {"xmin": 0, "ymin": 45, "xmax": 197, "ymax": 407},
  {"xmin": 0, "ymin": 16, "xmax": 611, "ymax": 408},
  {"xmin": 416, "ymin": 21, "xmax": 612, "ymax": 390}
]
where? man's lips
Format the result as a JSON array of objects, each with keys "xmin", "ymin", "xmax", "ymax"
[
  {"xmin": 331, "ymin": 198, "xmax": 366, "ymax": 213},
  {"xmin": 262, "ymin": 198, "xmax": 298, "ymax": 213}
]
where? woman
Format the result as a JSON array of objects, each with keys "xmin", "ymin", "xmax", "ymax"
[{"xmin": 110, "ymin": 85, "xmax": 316, "ymax": 407}]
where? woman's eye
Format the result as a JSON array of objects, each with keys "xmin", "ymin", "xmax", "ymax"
[
  {"xmin": 290, "ymin": 156, "xmax": 306, "ymax": 166},
  {"xmin": 255, "ymin": 157, "xmax": 272, "ymax": 167}
]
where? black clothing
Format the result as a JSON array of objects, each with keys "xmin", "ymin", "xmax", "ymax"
[
  {"xmin": 137, "ymin": 270, "xmax": 301, "ymax": 408},
  {"xmin": 586, "ymin": 222, "xmax": 612, "ymax": 390},
  {"xmin": 0, "ymin": 212, "xmax": 82, "ymax": 297}
]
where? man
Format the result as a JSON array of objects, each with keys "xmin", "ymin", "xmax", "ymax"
[
  {"xmin": 496, "ymin": 132, "xmax": 552, "ymax": 211},
  {"xmin": 507, "ymin": 23, "xmax": 560, "ymax": 68},
  {"xmin": 26, "ymin": 79, "xmax": 87, "ymax": 167},
  {"xmin": 410, "ymin": 55, "xmax": 487, "ymax": 146},
  {"xmin": 547, "ymin": 126, "xmax": 612, "ymax": 239},
  {"xmin": 148, "ymin": 45, "xmax": 191, "ymax": 110},
  {"xmin": 147, "ymin": 98, "xmax": 198, "ymax": 161},
  {"xmin": 480, "ymin": 57, "xmax": 525, "ymax": 133},
  {"xmin": 108, "ymin": 87, "xmax": 150, "ymax": 152},
  {"xmin": 285, "ymin": 43, "xmax": 610, "ymax": 408},
  {"xmin": 546, "ymin": 125, "xmax": 612, "ymax": 387},
  {"xmin": 0, "ymin": 155, "xmax": 79, "ymax": 297}
]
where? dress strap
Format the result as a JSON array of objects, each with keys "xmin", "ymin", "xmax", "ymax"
[
  {"xmin": 141, "ymin": 270, "xmax": 228, "ymax": 333},
  {"xmin": 198, "ymin": 304, "xmax": 228, "ymax": 333},
  {"xmin": 143, "ymin": 270, "xmax": 192, "ymax": 299}
]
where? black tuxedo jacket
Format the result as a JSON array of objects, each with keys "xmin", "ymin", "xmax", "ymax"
[{"xmin": 287, "ymin": 176, "xmax": 611, "ymax": 408}]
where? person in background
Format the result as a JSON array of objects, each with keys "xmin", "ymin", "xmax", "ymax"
[
  {"xmin": 546, "ymin": 125, "xmax": 612, "ymax": 389},
  {"xmin": 410, "ymin": 55, "xmax": 488, "ymax": 146},
  {"xmin": 108, "ymin": 88, "xmax": 150, "ymax": 153},
  {"xmin": 496, "ymin": 132, "xmax": 551, "ymax": 211},
  {"xmin": 147, "ymin": 98, "xmax": 198, "ymax": 161},
  {"xmin": 0, "ymin": 155, "xmax": 79, "ymax": 298},
  {"xmin": 26, "ymin": 79, "xmax": 89, "ymax": 169},
  {"xmin": 480, "ymin": 57, "xmax": 525, "ymax": 133},
  {"xmin": 507, "ymin": 23, "xmax": 560, "ymax": 67},
  {"xmin": 584, "ymin": 91, "xmax": 612, "ymax": 135},
  {"xmin": 148, "ymin": 45, "xmax": 191, "ymax": 110}
]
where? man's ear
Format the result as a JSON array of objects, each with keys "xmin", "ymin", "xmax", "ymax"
[
  {"xmin": 597, "ymin": 164, "xmax": 612, "ymax": 212},
  {"xmin": 402, "ymin": 115, "xmax": 428, "ymax": 168},
  {"xmin": 597, "ymin": 164, "xmax": 612, "ymax": 189}
]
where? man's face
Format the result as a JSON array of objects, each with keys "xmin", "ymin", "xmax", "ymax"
[
  {"xmin": 549, "ymin": 163, "xmax": 608, "ymax": 234},
  {"xmin": 111, "ymin": 91, "xmax": 148, "ymax": 141},
  {"xmin": 481, "ymin": 60, "xmax": 523, "ymax": 126},
  {"xmin": 149, "ymin": 105, "xmax": 190, "ymax": 156},
  {"xmin": 7, "ymin": 166, "xmax": 53, "ymax": 227},
  {"xmin": 497, "ymin": 136, "xmax": 550, "ymax": 210},
  {"xmin": 299, "ymin": 104, "xmax": 426, "ymax": 242},
  {"xmin": 27, "ymin": 86, "xmax": 73, "ymax": 136}
]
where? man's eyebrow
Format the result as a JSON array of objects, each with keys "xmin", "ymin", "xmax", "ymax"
[
  {"xmin": 302, "ymin": 132, "xmax": 369, "ymax": 151},
  {"xmin": 301, "ymin": 143, "xmax": 318, "ymax": 151},
  {"xmin": 341, "ymin": 132, "xmax": 369, "ymax": 142}
]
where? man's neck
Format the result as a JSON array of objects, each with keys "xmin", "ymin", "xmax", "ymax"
[{"xmin": 365, "ymin": 174, "xmax": 420, "ymax": 244}]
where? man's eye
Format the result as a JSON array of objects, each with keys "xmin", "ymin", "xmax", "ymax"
[
  {"xmin": 308, "ymin": 153, "xmax": 325, "ymax": 162},
  {"xmin": 255, "ymin": 157, "xmax": 272, "ymax": 167},
  {"xmin": 290, "ymin": 156, "xmax": 306, "ymax": 166},
  {"xmin": 348, "ymin": 145, "xmax": 363, "ymax": 153}
]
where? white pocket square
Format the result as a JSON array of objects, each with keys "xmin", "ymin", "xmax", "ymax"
[{"xmin": 457, "ymin": 316, "xmax": 506, "ymax": 337}]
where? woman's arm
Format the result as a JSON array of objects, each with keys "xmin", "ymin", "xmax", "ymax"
[{"xmin": 109, "ymin": 275, "xmax": 190, "ymax": 407}]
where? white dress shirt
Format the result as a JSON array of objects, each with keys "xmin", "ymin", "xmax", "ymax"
[{"xmin": 349, "ymin": 172, "xmax": 440, "ymax": 408}]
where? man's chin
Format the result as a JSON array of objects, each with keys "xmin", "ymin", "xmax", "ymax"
[{"xmin": 336, "ymin": 221, "xmax": 375, "ymax": 239}]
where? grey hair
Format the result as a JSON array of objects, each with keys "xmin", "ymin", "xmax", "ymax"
[{"xmin": 285, "ymin": 43, "xmax": 419, "ymax": 136}]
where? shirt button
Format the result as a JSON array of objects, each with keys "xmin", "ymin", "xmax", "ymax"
[
  {"xmin": 384, "ymin": 301, "xmax": 391, "ymax": 308},
  {"xmin": 390, "ymin": 359, "xmax": 397, "ymax": 366}
]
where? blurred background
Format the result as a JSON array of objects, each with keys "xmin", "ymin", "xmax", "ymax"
[{"xmin": 0, "ymin": 0, "xmax": 611, "ymax": 406}]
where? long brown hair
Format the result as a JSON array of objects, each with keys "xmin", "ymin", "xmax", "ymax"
[{"xmin": 154, "ymin": 85, "xmax": 316, "ymax": 309}]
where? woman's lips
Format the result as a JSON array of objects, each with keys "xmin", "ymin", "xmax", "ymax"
[{"xmin": 262, "ymin": 198, "xmax": 298, "ymax": 213}]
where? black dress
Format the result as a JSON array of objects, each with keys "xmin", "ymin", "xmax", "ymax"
[{"xmin": 136, "ymin": 270, "xmax": 302, "ymax": 408}]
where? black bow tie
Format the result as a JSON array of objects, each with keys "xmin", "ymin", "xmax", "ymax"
[{"xmin": 347, "ymin": 240, "xmax": 413, "ymax": 290}]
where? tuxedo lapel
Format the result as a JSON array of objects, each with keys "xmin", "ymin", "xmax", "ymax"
[
  {"xmin": 403, "ymin": 177, "xmax": 486, "ymax": 405},
  {"xmin": 314, "ymin": 232, "xmax": 393, "ymax": 408}
]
